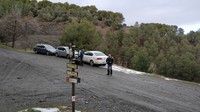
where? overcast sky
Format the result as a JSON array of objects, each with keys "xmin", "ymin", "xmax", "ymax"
[{"xmin": 42, "ymin": 0, "xmax": 200, "ymax": 34}]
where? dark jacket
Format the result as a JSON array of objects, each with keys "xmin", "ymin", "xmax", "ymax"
[
  {"xmin": 106, "ymin": 57, "xmax": 113, "ymax": 66},
  {"xmin": 79, "ymin": 50, "xmax": 84, "ymax": 59}
]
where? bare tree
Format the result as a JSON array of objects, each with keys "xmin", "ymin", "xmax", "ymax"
[
  {"xmin": 22, "ymin": 16, "xmax": 40, "ymax": 50},
  {"xmin": 0, "ymin": 10, "xmax": 40, "ymax": 48},
  {"xmin": 0, "ymin": 10, "xmax": 23, "ymax": 48}
]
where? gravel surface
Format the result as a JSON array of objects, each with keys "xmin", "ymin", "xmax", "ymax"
[{"xmin": 0, "ymin": 48, "xmax": 200, "ymax": 112}]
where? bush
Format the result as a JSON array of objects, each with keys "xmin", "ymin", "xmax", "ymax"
[
  {"xmin": 60, "ymin": 20, "xmax": 102, "ymax": 50},
  {"xmin": 132, "ymin": 48, "xmax": 150, "ymax": 72}
]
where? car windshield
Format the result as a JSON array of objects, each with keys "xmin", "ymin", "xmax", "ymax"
[
  {"xmin": 63, "ymin": 47, "xmax": 68, "ymax": 50},
  {"xmin": 94, "ymin": 52, "xmax": 106, "ymax": 56},
  {"xmin": 45, "ymin": 45, "xmax": 55, "ymax": 50}
]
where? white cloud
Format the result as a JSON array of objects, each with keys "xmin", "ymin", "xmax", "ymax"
[{"xmin": 179, "ymin": 22, "xmax": 200, "ymax": 34}]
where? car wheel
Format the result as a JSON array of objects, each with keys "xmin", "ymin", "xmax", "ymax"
[
  {"xmin": 46, "ymin": 52, "xmax": 50, "ymax": 56},
  {"xmin": 34, "ymin": 50, "xmax": 38, "ymax": 54},
  {"xmin": 55, "ymin": 53, "xmax": 58, "ymax": 57},
  {"xmin": 66, "ymin": 54, "xmax": 70, "ymax": 59},
  {"xmin": 90, "ymin": 60, "xmax": 94, "ymax": 66}
]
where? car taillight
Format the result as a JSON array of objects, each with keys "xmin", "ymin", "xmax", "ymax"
[{"xmin": 96, "ymin": 58, "xmax": 102, "ymax": 60}]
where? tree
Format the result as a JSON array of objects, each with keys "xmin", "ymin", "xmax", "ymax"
[
  {"xmin": 38, "ymin": 6, "xmax": 55, "ymax": 21},
  {"xmin": 0, "ymin": 10, "xmax": 23, "ymax": 48},
  {"xmin": 60, "ymin": 20, "xmax": 102, "ymax": 50},
  {"xmin": 82, "ymin": 5, "xmax": 97, "ymax": 15},
  {"xmin": 0, "ymin": 0, "xmax": 35, "ymax": 47},
  {"xmin": 21, "ymin": 16, "xmax": 40, "ymax": 50},
  {"xmin": 132, "ymin": 48, "xmax": 150, "ymax": 72},
  {"xmin": 0, "ymin": 0, "xmax": 13, "ymax": 18},
  {"xmin": 187, "ymin": 31, "xmax": 200, "ymax": 46},
  {"xmin": 96, "ymin": 10, "xmax": 124, "ymax": 28},
  {"xmin": 30, "ymin": 0, "xmax": 38, "ymax": 17},
  {"xmin": 105, "ymin": 30, "xmax": 127, "ymax": 64},
  {"xmin": 37, "ymin": 0, "xmax": 52, "ymax": 10},
  {"xmin": 134, "ymin": 21, "xmax": 139, "ymax": 27}
]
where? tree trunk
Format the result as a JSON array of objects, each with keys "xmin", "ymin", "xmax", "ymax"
[
  {"xmin": 24, "ymin": 22, "xmax": 28, "ymax": 51},
  {"xmin": 12, "ymin": 20, "xmax": 17, "ymax": 48},
  {"xmin": 12, "ymin": 35, "xmax": 15, "ymax": 48}
]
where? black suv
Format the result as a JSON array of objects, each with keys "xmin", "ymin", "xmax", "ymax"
[{"xmin": 33, "ymin": 44, "xmax": 56, "ymax": 55}]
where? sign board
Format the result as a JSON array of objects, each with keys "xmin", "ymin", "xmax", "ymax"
[
  {"xmin": 71, "ymin": 59, "xmax": 77, "ymax": 64},
  {"xmin": 67, "ymin": 70, "xmax": 78, "ymax": 77},
  {"xmin": 66, "ymin": 77, "xmax": 81, "ymax": 83},
  {"xmin": 66, "ymin": 63, "xmax": 78, "ymax": 69},
  {"xmin": 72, "ymin": 96, "xmax": 76, "ymax": 102},
  {"xmin": 69, "ymin": 78, "xmax": 78, "ymax": 83}
]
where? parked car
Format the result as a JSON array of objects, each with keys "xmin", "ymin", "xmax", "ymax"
[
  {"xmin": 83, "ymin": 51, "xmax": 108, "ymax": 66},
  {"xmin": 33, "ymin": 44, "xmax": 56, "ymax": 55},
  {"xmin": 55, "ymin": 46, "xmax": 70, "ymax": 58}
]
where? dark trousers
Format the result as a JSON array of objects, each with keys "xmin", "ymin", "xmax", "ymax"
[
  {"xmin": 107, "ymin": 65, "xmax": 112, "ymax": 75},
  {"xmin": 80, "ymin": 57, "xmax": 83, "ymax": 65}
]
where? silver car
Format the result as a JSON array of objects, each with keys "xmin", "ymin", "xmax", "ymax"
[
  {"xmin": 33, "ymin": 44, "xmax": 56, "ymax": 55},
  {"xmin": 55, "ymin": 46, "xmax": 70, "ymax": 58}
]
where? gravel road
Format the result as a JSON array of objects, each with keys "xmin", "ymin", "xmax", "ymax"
[{"xmin": 0, "ymin": 48, "xmax": 200, "ymax": 112}]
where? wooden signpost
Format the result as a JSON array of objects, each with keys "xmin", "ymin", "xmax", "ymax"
[
  {"xmin": 66, "ymin": 70, "xmax": 78, "ymax": 77},
  {"xmin": 66, "ymin": 43, "xmax": 80, "ymax": 112},
  {"xmin": 67, "ymin": 63, "xmax": 78, "ymax": 69}
]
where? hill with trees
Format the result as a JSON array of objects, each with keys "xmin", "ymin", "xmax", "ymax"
[{"xmin": 0, "ymin": 0, "xmax": 199, "ymax": 82}]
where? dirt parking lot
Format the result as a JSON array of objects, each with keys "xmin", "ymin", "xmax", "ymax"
[{"xmin": 0, "ymin": 48, "xmax": 200, "ymax": 112}]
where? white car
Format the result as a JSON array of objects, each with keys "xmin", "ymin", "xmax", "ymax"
[
  {"xmin": 83, "ymin": 51, "xmax": 108, "ymax": 66},
  {"xmin": 55, "ymin": 46, "xmax": 70, "ymax": 58}
]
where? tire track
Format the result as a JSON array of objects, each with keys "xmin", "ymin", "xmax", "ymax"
[{"xmin": 0, "ymin": 57, "xmax": 23, "ymax": 84}]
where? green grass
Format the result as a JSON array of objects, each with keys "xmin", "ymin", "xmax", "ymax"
[{"xmin": 0, "ymin": 43, "xmax": 12, "ymax": 49}]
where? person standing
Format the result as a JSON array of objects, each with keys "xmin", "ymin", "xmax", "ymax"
[
  {"xmin": 79, "ymin": 49, "xmax": 84, "ymax": 65},
  {"xmin": 106, "ymin": 54, "xmax": 114, "ymax": 75}
]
